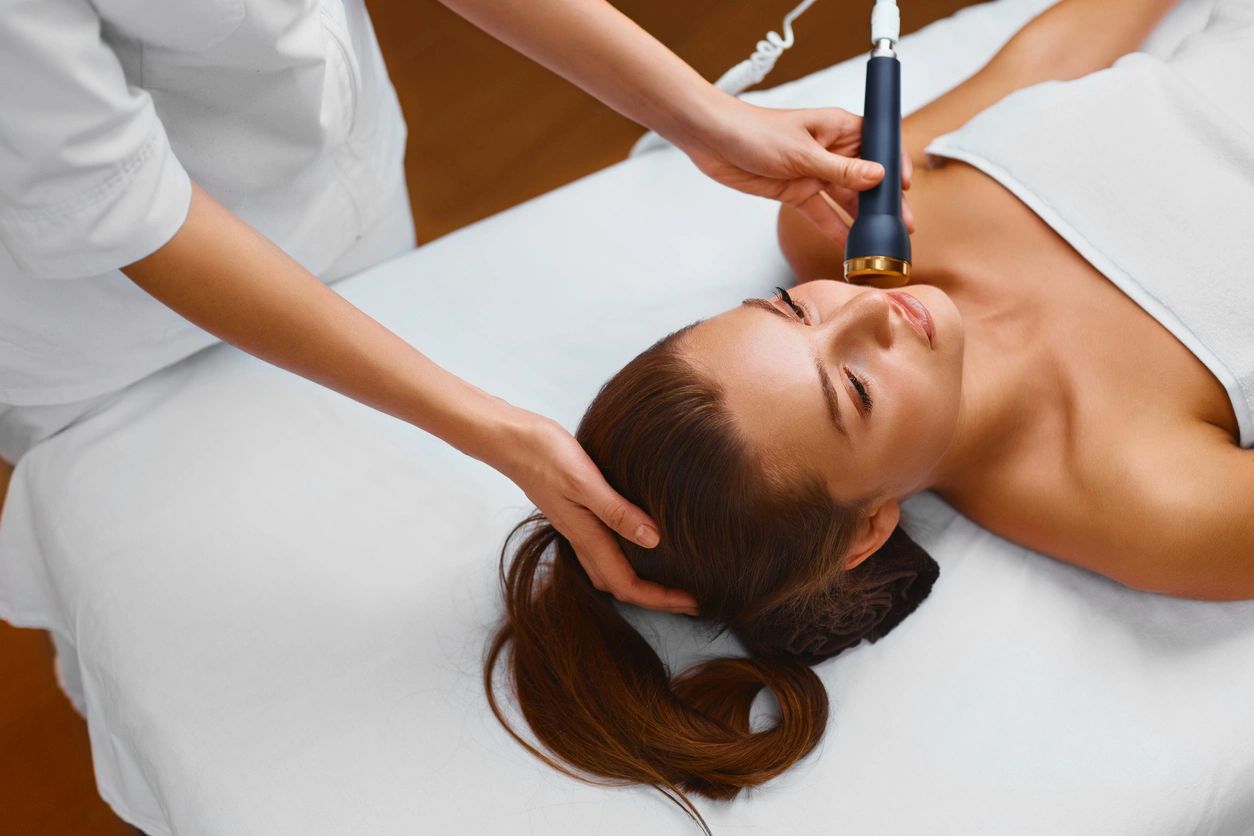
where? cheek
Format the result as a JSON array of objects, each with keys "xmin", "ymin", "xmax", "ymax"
[{"xmin": 889, "ymin": 362, "xmax": 959, "ymax": 458}]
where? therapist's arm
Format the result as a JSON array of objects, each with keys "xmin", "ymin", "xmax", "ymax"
[
  {"xmin": 435, "ymin": 0, "xmax": 913, "ymax": 242},
  {"xmin": 121, "ymin": 180, "xmax": 700, "ymax": 616},
  {"xmin": 901, "ymin": 0, "xmax": 1180, "ymax": 166}
]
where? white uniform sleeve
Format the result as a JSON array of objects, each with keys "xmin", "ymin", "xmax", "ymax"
[{"xmin": 0, "ymin": 0, "xmax": 192, "ymax": 279}]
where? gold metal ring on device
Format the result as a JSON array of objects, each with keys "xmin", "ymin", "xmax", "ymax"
[{"xmin": 843, "ymin": 256, "xmax": 911, "ymax": 288}]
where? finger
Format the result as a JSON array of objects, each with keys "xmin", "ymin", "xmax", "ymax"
[
  {"xmin": 583, "ymin": 474, "xmax": 659, "ymax": 549},
  {"xmin": 833, "ymin": 170, "xmax": 912, "ymax": 233},
  {"xmin": 553, "ymin": 510, "xmax": 617, "ymax": 595},
  {"xmin": 603, "ymin": 567, "xmax": 702, "ymax": 614},
  {"xmin": 901, "ymin": 149, "xmax": 914, "ymax": 190},
  {"xmin": 571, "ymin": 521, "xmax": 700, "ymax": 612},
  {"xmin": 804, "ymin": 107, "xmax": 864, "ymax": 151},
  {"xmin": 567, "ymin": 539, "xmax": 610, "ymax": 592},
  {"xmin": 796, "ymin": 188, "xmax": 851, "ymax": 246},
  {"xmin": 624, "ymin": 580, "xmax": 699, "ymax": 615},
  {"xmin": 610, "ymin": 568, "xmax": 701, "ymax": 614},
  {"xmin": 804, "ymin": 145, "xmax": 883, "ymax": 192}
]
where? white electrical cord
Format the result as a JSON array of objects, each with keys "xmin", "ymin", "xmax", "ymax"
[
  {"xmin": 630, "ymin": 0, "xmax": 819, "ymax": 156},
  {"xmin": 709, "ymin": 0, "xmax": 820, "ymax": 97}
]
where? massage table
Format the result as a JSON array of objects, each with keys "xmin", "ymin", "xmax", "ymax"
[{"xmin": 3, "ymin": 0, "xmax": 1249, "ymax": 833}]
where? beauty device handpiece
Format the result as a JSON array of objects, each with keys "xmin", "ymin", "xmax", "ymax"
[{"xmin": 844, "ymin": 0, "xmax": 912, "ymax": 288}]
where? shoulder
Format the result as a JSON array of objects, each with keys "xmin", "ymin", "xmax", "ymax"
[
  {"xmin": 950, "ymin": 415, "xmax": 1254, "ymax": 602},
  {"xmin": 1069, "ymin": 422, "xmax": 1254, "ymax": 600}
]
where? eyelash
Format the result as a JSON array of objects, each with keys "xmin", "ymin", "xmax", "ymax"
[
  {"xmin": 848, "ymin": 370, "xmax": 874, "ymax": 414},
  {"xmin": 774, "ymin": 286, "xmax": 807, "ymax": 320},
  {"xmin": 774, "ymin": 287, "xmax": 874, "ymax": 415}
]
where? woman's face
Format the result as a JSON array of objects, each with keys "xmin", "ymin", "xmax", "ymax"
[{"xmin": 681, "ymin": 280, "xmax": 965, "ymax": 505}]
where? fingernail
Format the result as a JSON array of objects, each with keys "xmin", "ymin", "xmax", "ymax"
[
  {"xmin": 634, "ymin": 524, "xmax": 660, "ymax": 548},
  {"xmin": 861, "ymin": 162, "xmax": 883, "ymax": 180}
]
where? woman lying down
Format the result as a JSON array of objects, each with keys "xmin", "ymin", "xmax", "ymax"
[{"xmin": 485, "ymin": 0, "xmax": 1254, "ymax": 827}]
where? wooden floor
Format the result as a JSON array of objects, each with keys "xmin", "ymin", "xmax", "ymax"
[
  {"xmin": 0, "ymin": 0, "xmax": 972, "ymax": 832},
  {"xmin": 0, "ymin": 623, "xmax": 139, "ymax": 835}
]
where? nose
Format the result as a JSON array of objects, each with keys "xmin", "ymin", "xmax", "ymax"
[{"xmin": 820, "ymin": 288, "xmax": 894, "ymax": 350}]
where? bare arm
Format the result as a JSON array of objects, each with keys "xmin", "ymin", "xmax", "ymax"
[
  {"xmin": 433, "ymin": 0, "xmax": 912, "ymax": 245},
  {"xmin": 121, "ymin": 181, "xmax": 700, "ymax": 615},
  {"xmin": 435, "ymin": 0, "xmax": 719, "ymax": 154},
  {"xmin": 1084, "ymin": 433, "xmax": 1254, "ymax": 602},
  {"xmin": 902, "ymin": 0, "xmax": 1180, "ymax": 166},
  {"xmin": 123, "ymin": 182, "xmax": 516, "ymax": 465}
]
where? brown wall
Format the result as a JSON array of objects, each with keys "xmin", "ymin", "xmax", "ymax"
[{"xmin": 368, "ymin": 0, "xmax": 976, "ymax": 242}]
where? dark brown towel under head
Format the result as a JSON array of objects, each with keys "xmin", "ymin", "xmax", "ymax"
[{"xmin": 732, "ymin": 525, "xmax": 940, "ymax": 665}]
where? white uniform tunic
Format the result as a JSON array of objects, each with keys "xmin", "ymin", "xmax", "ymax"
[{"xmin": 0, "ymin": 0, "xmax": 413, "ymax": 415}]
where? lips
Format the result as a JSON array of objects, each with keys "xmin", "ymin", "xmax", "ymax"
[{"xmin": 886, "ymin": 291, "xmax": 935, "ymax": 348}]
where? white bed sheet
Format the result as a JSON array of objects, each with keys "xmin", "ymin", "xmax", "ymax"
[{"xmin": 4, "ymin": 1, "xmax": 1252, "ymax": 834}]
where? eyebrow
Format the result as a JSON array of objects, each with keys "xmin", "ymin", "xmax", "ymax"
[
  {"xmin": 741, "ymin": 297, "xmax": 792, "ymax": 322},
  {"xmin": 814, "ymin": 358, "xmax": 849, "ymax": 439},
  {"xmin": 739, "ymin": 298, "xmax": 850, "ymax": 440}
]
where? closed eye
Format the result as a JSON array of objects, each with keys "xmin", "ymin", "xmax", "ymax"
[
  {"xmin": 847, "ymin": 369, "xmax": 873, "ymax": 414},
  {"xmin": 773, "ymin": 291, "xmax": 869, "ymax": 413},
  {"xmin": 774, "ymin": 287, "xmax": 808, "ymax": 322}
]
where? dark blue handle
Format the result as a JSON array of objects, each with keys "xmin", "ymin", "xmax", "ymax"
[{"xmin": 845, "ymin": 55, "xmax": 911, "ymax": 264}]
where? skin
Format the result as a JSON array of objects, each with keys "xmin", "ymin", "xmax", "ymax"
[
  {"xmin": 684, "ymin": 0, "xmax": 1254, "ymax": 600},
  {"xmin": 681, "ymin": 281, "xmax": 967, "ymax": 572},
  {"xmin": 707, "ymin": 141, "xmax": 1250, "ymax": 600}
]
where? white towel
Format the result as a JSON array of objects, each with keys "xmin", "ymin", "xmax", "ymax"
[{"xmin": 926, "ymin": 0, "xmax": 1254, "ymax": 447}]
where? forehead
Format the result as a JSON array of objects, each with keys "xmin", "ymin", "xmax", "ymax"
[{"xmin": 681, "ymin": 304, "xmax": 847, "ymax": 483}]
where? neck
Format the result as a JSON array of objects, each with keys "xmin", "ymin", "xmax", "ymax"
[
  {"xmin": 925, "ymin": 355, "xmax": 1009, "ymax": 495},
  {"xmin": 915, "ymin": 281, "xmax": 1051, "ymax": 498}
]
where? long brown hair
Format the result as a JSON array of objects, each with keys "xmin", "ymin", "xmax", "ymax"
[{"xmin": 484, "ymin": 325, "xmax": 873, "ymax": 832}]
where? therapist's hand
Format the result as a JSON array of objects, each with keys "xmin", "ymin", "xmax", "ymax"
[
  {"xmin": 497, "ymin": 412, "xmax": 701, "ymax": 617},
  {"xmin": 677, "ymin": 98, "xmax": 914, "ymax": 247}
]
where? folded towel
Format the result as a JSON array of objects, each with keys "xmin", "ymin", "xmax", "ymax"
[{"xmin": 733, "ymin": 526, "xmax": 940, "ymax": 664}]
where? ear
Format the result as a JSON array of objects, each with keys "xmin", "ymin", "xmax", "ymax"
[{"xmin": 842, "ymin": 499, "xmax": 901, "ymax": 571}]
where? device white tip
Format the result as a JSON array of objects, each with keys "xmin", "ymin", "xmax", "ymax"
[{"xmin": 871, "ymin": 0, "xmax": 900, "ymax": 45}]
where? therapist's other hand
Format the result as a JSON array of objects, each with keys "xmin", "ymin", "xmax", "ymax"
[
  {"xmin": 499, "ymin": 412, "xmax": 701, "ymax": 617},
  {"xmin": 678, "ymin": 98, "xmax": 914, "ymax": 246}
]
